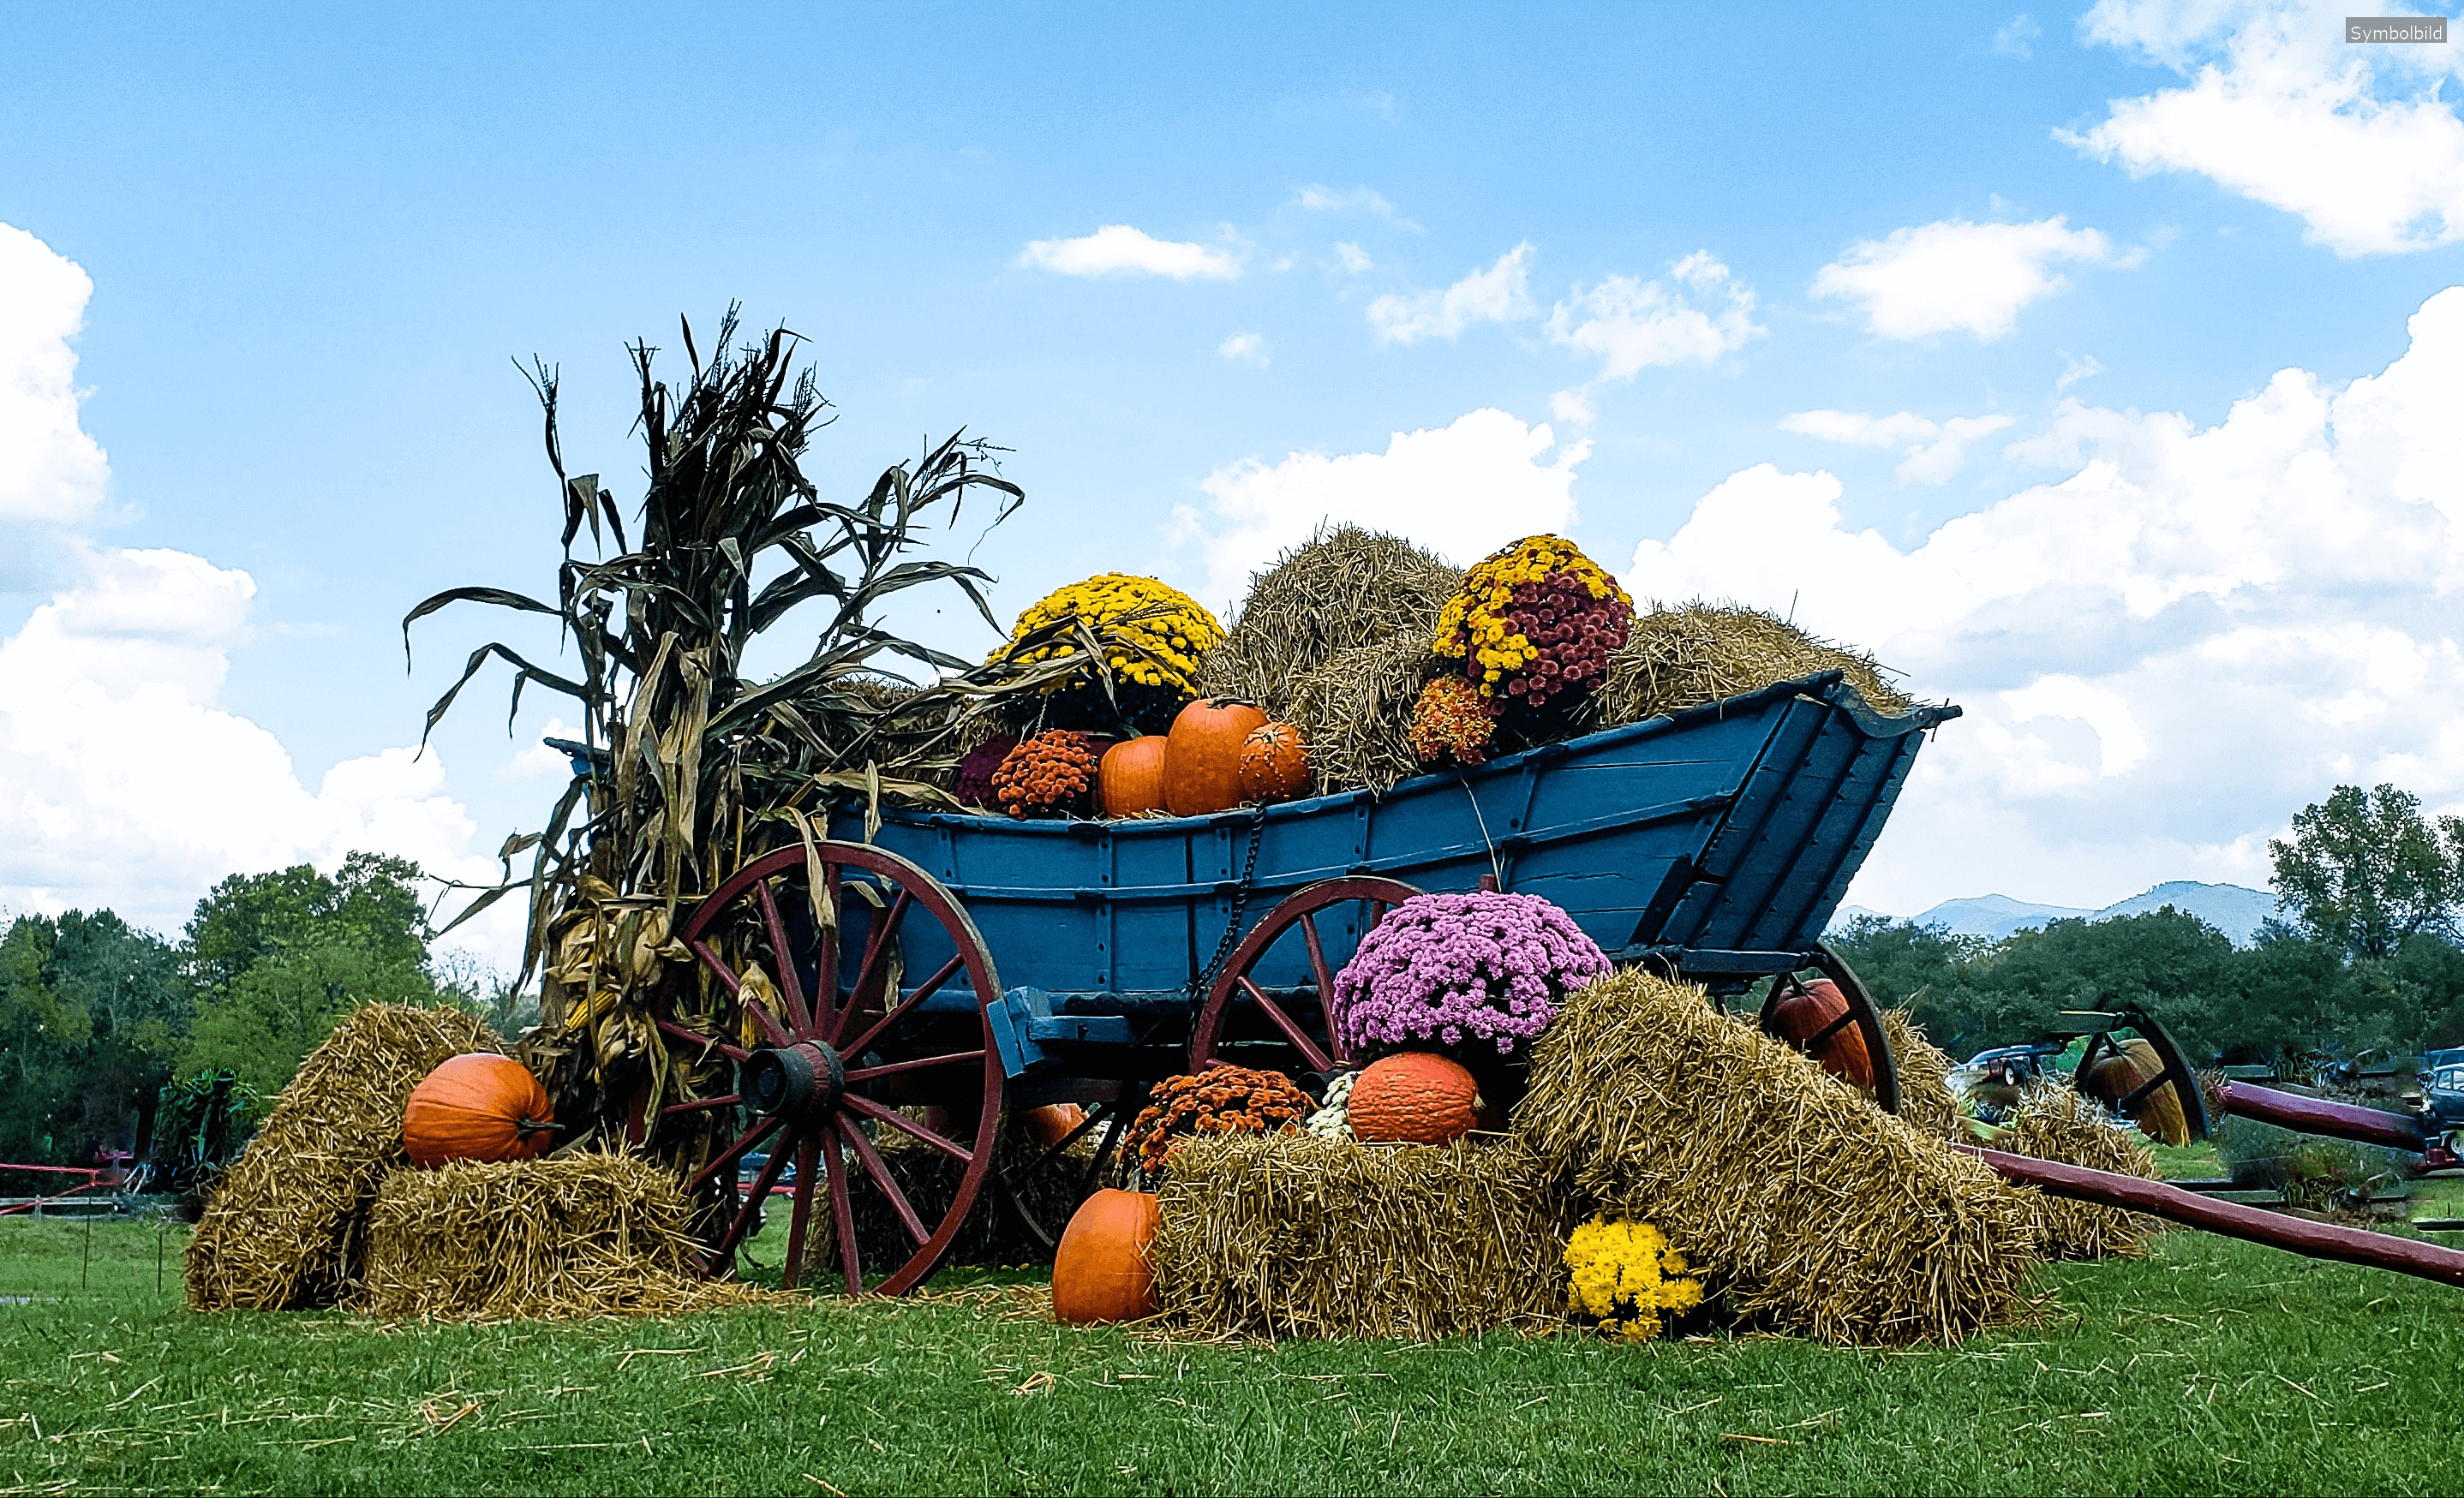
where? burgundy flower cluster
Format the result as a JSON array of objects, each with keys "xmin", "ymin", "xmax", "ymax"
[{"xmin": 1492, "ymin": 571, "xmax": 1633, "ymax": 709}]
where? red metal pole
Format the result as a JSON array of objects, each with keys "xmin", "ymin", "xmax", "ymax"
[
  {"xmin": 2216, "ymin": 1081, "xmax": 2431, "ymax": 1153},
  {"xmin": 1960, "ymin": 1146, "xmax": 2464, "ymax": 1291}
]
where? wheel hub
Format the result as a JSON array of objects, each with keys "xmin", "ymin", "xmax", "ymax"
[{"xmin": 743, "ymin": 1041, "xmax": 846, "ymax": 1119}]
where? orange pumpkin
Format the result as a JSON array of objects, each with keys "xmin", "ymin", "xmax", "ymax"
[
  {"xmin": 1236, "ymin": 721, "xmax": 1311, "ymax": 803},
  {"xmin": 1098, "ymin": 736, "xmax": 1171, "ymax": 817},
  {"xmin": 1020, "ymin": 1102, "xmax": 1089, "ymax": 1149},
  {"xmin": 1163, "ymin": 698, "xmax": 1267, "ymax": 817},
  {"xmin": 1346, "ymin": 1053, "xmax": 1482, "ymax": 1144},
  {"xmin": 404, "ymin": 1053, "xmax": 555, "ymax": 1167},
  {"xmin": 1765, "ymin": 978, "xmax": 1875, "ymax": 1091},
  {"xmin": 1052, "ymin": 1187, "xmax": 1160, "ymax": 1323}
]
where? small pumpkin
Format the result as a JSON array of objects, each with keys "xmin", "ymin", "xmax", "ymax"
[
  {"xmin": 1052, "ymin": 1187, "xmax": 1160, "ymax": 1323},
  {"xmin": 2079, "ymin": 1037, "xmax": 2190, "ymax": 1146},
  {"xmin": 1020, "ymin": 1102, "xmax": 1089, "ymax": 1149},
  {"xmin": 1163, "ymin": 698, "xmax": 1267, "ymax": 817},
  {"xmin": 1236, "ymin": 721, "xmax": 1311, "ymax": 803},
  {"xmin": 1765, "ymin": 978, "xmax": 1875, "ymax": 1091},
  {"xmin": 404, "ymin": 1053, "xmax": 554, "ymax": 1167},
  {"xmin": 1346, "ymin": 1052, "xmax": 1482, "ymax": 1144},
  {"xmin": 1098, "ymin": 736, "xmax": 1171, "ymax": 817}
]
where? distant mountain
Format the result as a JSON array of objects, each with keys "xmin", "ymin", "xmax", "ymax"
[
  {"xmin": 1828, "ymin": 881, "xmax": 2279, "ymax": 947},
  {"xmin": 1911, "ymin": 893, "xmax": 2094, "ymax": 943},
  {"xmin": 2090, "ymin": 881, "xmax": 2278, "ymax": 946}
]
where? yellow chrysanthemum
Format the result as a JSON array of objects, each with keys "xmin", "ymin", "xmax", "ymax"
[
  {"xmin": 1564, "ymin": 1217, "xmax": 1704, "ymax": 1342},
  {"xmin": 1432, "ymin": 535, "xmax": 1633, "ymax": 701},
  {"xmin": 996, "ymin": 573, "xmax": 1224, "ymax": 697}
]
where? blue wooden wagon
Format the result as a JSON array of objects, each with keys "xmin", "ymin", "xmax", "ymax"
[{"xmin": 649, "ymin": 671, "xmax": 1959, "ymax": 1292}]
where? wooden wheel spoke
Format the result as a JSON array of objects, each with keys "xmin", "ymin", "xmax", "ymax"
[
  {"xmin": 837, "ymin": 952, "xmax": 965, "ymax": 1057},
  {"xmin": 842, "ymin": 1094, "xmax": 973, "ymax": 1164},
  {"xmin": 655, "ymin": 1017, "xmax": 749, "ymax": 1064},
  {"xmin": 843, "ymin": 1049, "xmax": 987, "ymax": 1084},
  {"xmin": 1237, "ymin": 975, "xmax": 1333, "ymax": 1074},
  {"xmin": 1298, "ymin": 912, "xmax": 1335, "ymax": 1000},
  {"xmin": 811, "ymin": 862, "xmax": 843, "ymax": 1038},
  {"xmin": 709, "ymin": 1133, "xmax": 792, "ymax": 1270},
  {"xmin": 688, "ymin": 1114, "xmax": 783, "ymax": 1194},
  {"xmin": 1808, "ymin": 1009, "xmax": 1857, "ymax": 1047},
  {"xmin": 660, "ymin": 1093, "xmax": 741, "ymax": 1119},
  {"xmin": 780, "ymin": 1132, "xmax": 819, "ymax": 1292},
  {"xmin": 839, "ymin": 1114, "xmax": 930, "ymax": 1246},
  {"xmin": 823, "ymin": 1129, "xmax": 864, "ymax": 1297},
  {"xmin": 686, "ymin": 937, "xmax": 744, "ymax": 997},
  {"xmin": 845, "ymin": 890, "xmax": 913, "ymax": 1020},
  {"xmin": 755, "ymin": 878, "xmax": 814, "ymax": 1035}
]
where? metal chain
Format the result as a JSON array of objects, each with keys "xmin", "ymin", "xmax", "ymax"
[{"xmin": 1190, "ymin": 802, "xmax": 1269, "ymax": 1002}]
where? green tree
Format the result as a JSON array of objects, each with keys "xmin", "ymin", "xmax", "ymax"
[
  {"xmin": 0, "ymin": 910, "xmax": 185, "ymax": 1164},
  {"xmin": 176, "ymin": 853, "xmax": 445, "ymax": 1101},
  {"xmin": 2270, "ymin": 784, "xmax": 2464, "ymax": 960}
]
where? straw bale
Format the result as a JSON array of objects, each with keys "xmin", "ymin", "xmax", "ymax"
[
  {"xmin": 1514, "ymin": 970, "xmax": 2040, "ymax": 1346},
  {"xmin": 1882, "ymin": 1008, "xmax": 1967, "ymax": 1142},
  {"xmin": 186, "ymin": 1003, "xmax": 505, "ymax": 1311},
  {"xmin": 1148, "ymin": 1133, "xmax": 1571, "ymax": 1341},
  {"xmin": 362, "ymin": 1152, "xmax": 784, "ymax": 1319},
  {"xmin": 1285, "ymin": 637, "xmax": 1444, "ymax": 795},
  {"xmin": 1995, "ymin": 1081, "xmax": 2162, "ymax": 1259},
  {"xmin": 1603, "ymin": 602, "xmax": 1912, "ymax": 725},
  {"xmin": 1198, "ymin": 525, "xmax": 1459, "ymax": 716}
]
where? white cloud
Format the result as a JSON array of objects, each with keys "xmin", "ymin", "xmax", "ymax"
[
  {"xmin": 1546, "ymin": 252, "xmax": 1762, "ymax": 381},
  {"xmin": 0, "ymin": 550, "xmax": 522, "ymax": 963},
  {"xmin": 1625, "ymin": 284, "xmax": 2464, "ymax": 913},
  {"xmin": 2057, "ymin": 349, "xmax": 2107, "ymax": 391},
  {"xmin": 1018, "ymin": 224, "xmax": 1243, "ymax": 281},
  {"xmin": 1779, "ymin": 409, "xmax": 2017, "ymax": 484},
  {"xmin": 1217, "ymin": 331, "xmax": 1270, "ymax": 366},
  {"xmin": 1334, "ymin": 241, "xmax": 1374, "ymax": 273},
  {"xmin": 0, "ymin": 224, "xmax": 112, "ymax": 583},
  {"xmin": 1171, "ymin": 409, "xmax": 1588, "ymax": 612},
  {"xmin": 1295, "ymin": 184, "xmax": 1416, "ymax": 229},
  {"xmin": 0, "ymin": 220, "xmax": 525, "ymax": 970},
  {"xmin": 1993, "ymin": 13, "xmax": 2042, "ymax": 57},
  {"xmin": 1811, "ymin": 216, "xmax": 2134, "ymax": 339},
  {"xmin": 2066, "ymin": 0, "xmax": 2464, "ymax": 256},
  {"xmin": 1366, "ymin": 242, "xmax": 1535, "ymax": 345},
  {"xmin": 1549, "ymin": 388, "xmax": 1596, "ymax": 426}
]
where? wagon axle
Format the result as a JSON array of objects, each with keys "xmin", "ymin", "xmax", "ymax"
[{"xmin": 741, "ymin": 1042, "xmax": 847, "ymax": 1120}]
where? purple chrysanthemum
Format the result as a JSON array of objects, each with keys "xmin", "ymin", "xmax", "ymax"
[{"xmin": 1330, "ymin": 891, "xmax": 1610, "ymax": 1057}]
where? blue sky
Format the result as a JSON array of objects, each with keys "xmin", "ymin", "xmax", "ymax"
[{"xmin": 5, "ymin": 2, "xmax": 2463, "ymax": 969}]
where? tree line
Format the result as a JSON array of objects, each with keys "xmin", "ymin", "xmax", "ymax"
[
  {"xmin": 0, "ymin": 853, "xmax": 514, "ymax": 1167},
  {"xmin": 1835, "ymin": 784, "xmax": 2464, "ymax": 1066}
]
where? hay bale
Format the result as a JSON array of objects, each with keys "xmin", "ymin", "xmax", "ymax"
[
  {"xmin": 1602, "ymin": 602, "xmax": 1912, "ymax": 725},
  {"xmin": 1285, "ymin": 637, "xmax": 1443, "ymax": 794},
  {"xmin": 1882, "ymin": 1008, "xmax": 1966, "ymax": 1142},
  {"xmin": 1198, "ymin": 525, "xmax": 1460, "ymax": 716},
  {"xmin": 1995, "ymin": 1081, "xmax": 2162, "ymax": 1259},
  {"xmin": 362, "ymin": 1152, "xmax": 781, "ymax": 1319},
  {"xmin": 1514, "ymin": 970, "xmax": 2040, "ymax": 1346},
  {"xmin": 1149, "ymin": 1133, "xmax": 1570, "ymax": 1341},
  {"xmin": 186, "ymin": 1003, "xmax": 505, "ymax": 1311}
]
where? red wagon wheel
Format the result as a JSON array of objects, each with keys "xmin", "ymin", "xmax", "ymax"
[
  {"xmin": 1187, "ymin": 876, "xmax": 1423, "ymax": 1078},
  {"xmin": 661, "ymin": 841, "xmax": 1003, "ymax": 1296}
]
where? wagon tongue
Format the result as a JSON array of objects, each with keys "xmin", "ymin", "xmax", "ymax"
[{"xmin": 743, "ymin": 1041, "xmax": 846, "ymax": 1119}]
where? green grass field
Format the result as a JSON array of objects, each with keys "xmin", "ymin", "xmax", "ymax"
[{"xmin": 5, "ymin": 1206, "xmax": 2461, "ymax": 1498}]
